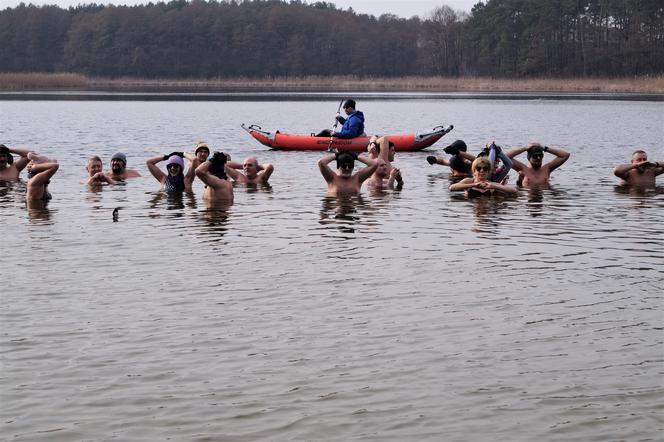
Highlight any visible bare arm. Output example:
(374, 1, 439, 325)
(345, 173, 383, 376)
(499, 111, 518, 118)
(449, 178, 477, 191)
(506, 146, 529, 172)
(224, 164, 242, 181)
(543, 146, 570, 172)
(28, 161, 59, 186)
(318, 154, 337, 183)
(356, 155, 379, 183)
(8, 146, 33, 171)
(483, 181, 518, 195)
(146, 155, 166, 183)
(195, 160, 226, 189)
(259, 163, 274, 182)
(226, 161, 243, 169)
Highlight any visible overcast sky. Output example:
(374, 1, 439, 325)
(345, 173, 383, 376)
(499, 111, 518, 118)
(0, 0, 480, 18)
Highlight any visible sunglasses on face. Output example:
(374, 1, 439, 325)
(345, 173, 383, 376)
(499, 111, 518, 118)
(167, 164, 181, 170)
(530, 154, 543, 160)
(475, 166, 490, 172)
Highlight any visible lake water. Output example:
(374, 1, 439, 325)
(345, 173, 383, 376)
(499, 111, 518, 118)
(1, 96, 663, 441)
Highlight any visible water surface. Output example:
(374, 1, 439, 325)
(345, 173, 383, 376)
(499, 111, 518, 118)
(1, 97, 663, 441)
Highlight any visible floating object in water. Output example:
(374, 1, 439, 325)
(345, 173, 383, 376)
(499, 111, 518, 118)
(112, 207, 119, 222)
(241, 123, 454, 152)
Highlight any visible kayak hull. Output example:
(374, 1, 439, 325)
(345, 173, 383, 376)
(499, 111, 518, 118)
(241, 124, 453, 152)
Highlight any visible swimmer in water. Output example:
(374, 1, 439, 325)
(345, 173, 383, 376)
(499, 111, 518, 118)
(318, 151, 378, 197)
(0, 144, 33, 181)
(26, 151, 59, 202)
(195, 151, 234, 203)
(449, 156, 517, 197)
(105, 152, 141, 181)
(183, 141, 210, 187)
(506, 143, 570, 189)
(426, 139, 473, 178)
(225, 157, 274, 185)
(613, 150, 663, 187)
(366, 136, 403, 190)
(85, 155, 118, 186)
(146, 152, 192, 192)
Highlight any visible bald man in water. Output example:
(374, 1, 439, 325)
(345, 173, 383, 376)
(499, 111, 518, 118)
(613, 150, 663, 187)
(225, 157, 274, 185)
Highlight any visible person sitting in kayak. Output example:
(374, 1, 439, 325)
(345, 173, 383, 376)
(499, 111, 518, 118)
(316, 99, 365, 138)
(318, 151, 378, 197)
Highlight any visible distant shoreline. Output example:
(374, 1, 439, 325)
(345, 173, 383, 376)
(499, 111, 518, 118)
(1, 73, 663, 94)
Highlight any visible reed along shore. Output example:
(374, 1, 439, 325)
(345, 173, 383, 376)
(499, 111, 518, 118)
(1, 72, 663, 94)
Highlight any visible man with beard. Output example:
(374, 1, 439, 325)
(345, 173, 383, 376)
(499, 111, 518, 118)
(0, 144, 32, 181)
(506, 143, 570, 188)
(613, 150, 663, 187)
(105, 152, 141, 181)
(195, 151, 234, 203)
(225, 156, 274, 185)
(318, 151, 378, 197)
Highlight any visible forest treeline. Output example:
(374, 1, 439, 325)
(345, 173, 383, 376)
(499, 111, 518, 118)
(1, 0, 663, 79)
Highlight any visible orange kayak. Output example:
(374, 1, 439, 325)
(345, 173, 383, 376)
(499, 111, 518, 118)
(241, 123, 453, 152)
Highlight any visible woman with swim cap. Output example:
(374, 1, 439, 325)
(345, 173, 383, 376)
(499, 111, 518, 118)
(146, 152, 190, 193)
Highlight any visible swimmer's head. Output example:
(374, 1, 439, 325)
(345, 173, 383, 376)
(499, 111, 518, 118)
(631, 150, 647, 163)
(195, 141, 210, 160)
(527, 145, 544, 168)
(209, 151, 228, 179)
(243, 157, 259, 178)
(86, 155, 103, 176)
(0, 144, 13, 166)
(165, 155, 185, 176)
(336, 152, 357, 175)
(472, 156, 492, 178)
(375, 159, 389, 178)
(111, 152, 127, 174)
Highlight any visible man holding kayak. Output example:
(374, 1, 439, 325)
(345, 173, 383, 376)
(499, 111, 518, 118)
(316, 99, 365, 138)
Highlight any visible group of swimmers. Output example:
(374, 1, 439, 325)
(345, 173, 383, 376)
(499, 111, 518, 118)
(0, 133, 662, 206)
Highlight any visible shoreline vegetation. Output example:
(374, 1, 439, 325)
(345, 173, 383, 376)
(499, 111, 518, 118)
(1, 72, 663, 94)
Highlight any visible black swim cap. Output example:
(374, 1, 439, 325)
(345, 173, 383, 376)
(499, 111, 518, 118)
(0, 144, 13, 165)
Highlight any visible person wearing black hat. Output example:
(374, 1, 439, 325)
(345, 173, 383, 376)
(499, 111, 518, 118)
(316, 99, 365, 139)
(613, 150, 663, 187)
(506, 142, 570, 188)
(318, 150, 378, 197)
(105, 152, 141, 181)
(195, 151, 234, 203)
(0, 144, 33, 181)
(426, 139, 473, 177)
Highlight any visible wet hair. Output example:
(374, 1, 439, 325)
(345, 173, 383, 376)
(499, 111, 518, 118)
(343, 99, 356, 110)
(632, 150, 647, 156)
(471, 156, 493, 173)
(88, 155, 102, 163)
(209, 152, 228, 179)
(0, 144, 14, 165)
(336, 151, 357, 169)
